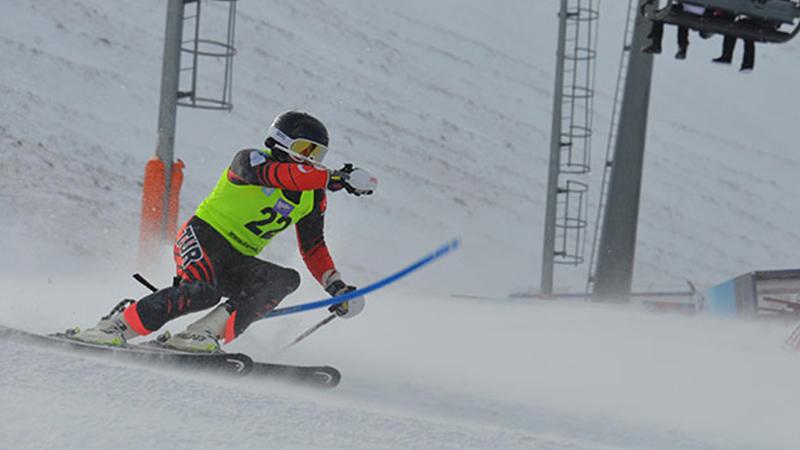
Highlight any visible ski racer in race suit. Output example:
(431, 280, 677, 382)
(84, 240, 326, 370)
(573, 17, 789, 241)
(74, 111, 375, 352)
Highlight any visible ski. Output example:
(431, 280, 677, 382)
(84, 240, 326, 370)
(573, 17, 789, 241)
(0, 324, 341, 388)
(0, 324, 252, 375)
(249, 361, 341, 388)
(137, 338, 341, 389)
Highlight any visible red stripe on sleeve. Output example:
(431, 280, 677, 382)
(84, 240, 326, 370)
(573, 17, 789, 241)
(227, 169, 246, 184)
(287, 166, 300, 191)
(256, 165, 268, 185)
(300, 241, 336, 285)
(246, 162, 330, 190)
(277, 164, 299, 190)
(281, 164, 328, 191)
(267, 164, 280, 187)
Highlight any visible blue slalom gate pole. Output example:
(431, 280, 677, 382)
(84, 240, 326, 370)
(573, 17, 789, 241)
(258, 238, 460, 321)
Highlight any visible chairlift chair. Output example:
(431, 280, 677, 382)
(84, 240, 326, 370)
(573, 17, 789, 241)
(641, 0, 800, 43)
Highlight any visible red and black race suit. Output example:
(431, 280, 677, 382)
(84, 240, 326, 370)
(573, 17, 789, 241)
(125, 149, 339, 341)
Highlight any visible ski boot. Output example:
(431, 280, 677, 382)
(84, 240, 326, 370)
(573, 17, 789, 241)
(70, 299, 139, 347)
(162, 305, 231, 353)
(641, 44, 661, 55)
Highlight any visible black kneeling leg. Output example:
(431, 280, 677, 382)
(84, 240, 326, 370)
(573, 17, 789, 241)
(133, 282, 222, 332)
(226, 264, 301, 338)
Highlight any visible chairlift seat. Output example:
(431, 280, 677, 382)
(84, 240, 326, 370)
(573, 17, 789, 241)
(688, 0, 799, 23)
(643, 0, 800, 43)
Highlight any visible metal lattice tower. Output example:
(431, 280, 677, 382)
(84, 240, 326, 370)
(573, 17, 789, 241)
(541, 0, 600, 295)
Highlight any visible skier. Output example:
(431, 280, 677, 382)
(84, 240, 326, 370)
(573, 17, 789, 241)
(73, 111, 375, 352)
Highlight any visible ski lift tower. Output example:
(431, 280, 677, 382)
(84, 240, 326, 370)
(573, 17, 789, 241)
(587, 0, 800, 303)
(591, 1, 655, 303)
(139, 0, 238, 265)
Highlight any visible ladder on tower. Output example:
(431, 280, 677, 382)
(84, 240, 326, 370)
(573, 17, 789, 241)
(178, 0, 237, 110)
(552, 0, 600, 266)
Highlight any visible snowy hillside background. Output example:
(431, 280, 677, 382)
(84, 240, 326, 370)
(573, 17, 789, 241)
(2, 0, 800, 294)
(2, 1, 800, 449)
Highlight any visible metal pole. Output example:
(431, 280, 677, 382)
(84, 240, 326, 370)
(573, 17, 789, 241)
(540, 0, 569, 296)
(155, 0, 185, 241)
(592, 7, 655, 303)
(283, 313, 338, 350)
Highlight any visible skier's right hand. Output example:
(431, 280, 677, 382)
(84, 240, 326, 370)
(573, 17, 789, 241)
(328, 164, 377, 196)
(325, 280, 365, 319)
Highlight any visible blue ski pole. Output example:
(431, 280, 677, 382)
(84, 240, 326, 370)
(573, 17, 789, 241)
(259, 238, 460, 321)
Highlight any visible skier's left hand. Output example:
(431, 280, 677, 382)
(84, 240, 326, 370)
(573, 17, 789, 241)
(325, 280, 365, 319)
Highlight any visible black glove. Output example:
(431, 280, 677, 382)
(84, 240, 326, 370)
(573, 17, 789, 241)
(325, 280, 365, 318)
(327, 164, 377, 196)
(327, 164, 355, 193)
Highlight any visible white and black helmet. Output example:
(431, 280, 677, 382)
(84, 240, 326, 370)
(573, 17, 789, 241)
(265, 111, 329, 163)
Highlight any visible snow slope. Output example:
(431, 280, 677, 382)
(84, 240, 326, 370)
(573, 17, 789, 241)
(2, 1, 799, 292)
(3, 282, 800, 450)
(3, 0, 800, 449)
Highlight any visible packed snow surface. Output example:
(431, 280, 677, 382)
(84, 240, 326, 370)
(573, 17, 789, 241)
(2, 0, 800, 449)
(3, 275, 800, 450)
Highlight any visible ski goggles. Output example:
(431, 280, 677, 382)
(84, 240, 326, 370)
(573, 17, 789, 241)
(267, 126, 328, 163)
